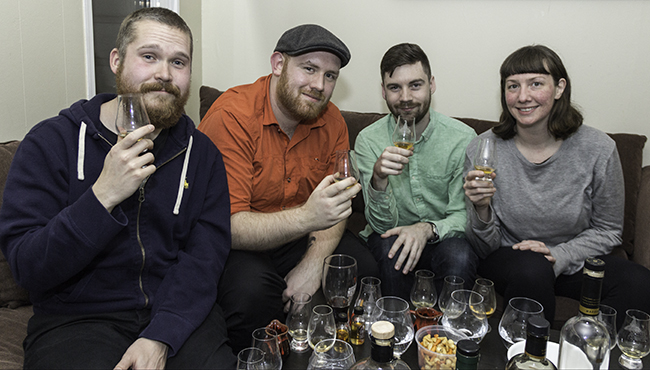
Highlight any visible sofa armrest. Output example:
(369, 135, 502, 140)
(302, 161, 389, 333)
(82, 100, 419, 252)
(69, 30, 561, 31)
(633, 165, 650, 270)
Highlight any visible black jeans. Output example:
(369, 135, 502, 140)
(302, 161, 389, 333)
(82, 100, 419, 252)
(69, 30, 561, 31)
(23, 302, 236, 369)
(478, 247, 650, 329)
(217, 230, 379, 354)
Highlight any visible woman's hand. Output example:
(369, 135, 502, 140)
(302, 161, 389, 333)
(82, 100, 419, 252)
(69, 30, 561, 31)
(464, 170, 496, 221)
(513, 240, 556, 264)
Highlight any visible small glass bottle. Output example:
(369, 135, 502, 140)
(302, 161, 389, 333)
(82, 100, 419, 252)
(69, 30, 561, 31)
(455, 339, 480, 370)
(558, 258, 611, 369)
(505, 316, 557, 370)
(350, 306, 366, 345)
(350, 321, 411, 370)
(335, 311, 350, 342)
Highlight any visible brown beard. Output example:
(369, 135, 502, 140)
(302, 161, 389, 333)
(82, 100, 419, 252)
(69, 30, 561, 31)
(388, 94, 431, 125)
(276, 67, 329, 122)
(115, 64, 190, 130)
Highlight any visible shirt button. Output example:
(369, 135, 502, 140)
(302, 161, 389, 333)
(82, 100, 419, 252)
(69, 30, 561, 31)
(287, 178, 291, 183)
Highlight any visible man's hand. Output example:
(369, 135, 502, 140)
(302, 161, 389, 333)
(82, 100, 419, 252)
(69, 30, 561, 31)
(300, 175, 360, 232)
(114, 338, 168, 370)
(372, 146, 412, 191)
(93, 125, 157, 213)
(282, 258, 322, 312)
(381, 222, 431, 274)
(463, 170, 496, 221)
(513, 240, 556, 263)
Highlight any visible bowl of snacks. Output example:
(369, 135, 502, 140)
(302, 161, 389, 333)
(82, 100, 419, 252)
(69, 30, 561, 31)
(416, 325, 469, 370)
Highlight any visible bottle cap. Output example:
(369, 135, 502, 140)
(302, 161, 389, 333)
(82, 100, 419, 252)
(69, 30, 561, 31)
(456, 339, 480, 357)
(526, 316, 550, 337)
(335, 312, 347, 323)
(371, 321, 394, 340)
(353, 306, 364, 315)
(585, 257, 605, 272)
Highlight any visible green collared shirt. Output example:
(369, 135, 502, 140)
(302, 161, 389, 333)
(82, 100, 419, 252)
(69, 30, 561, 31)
(354, 109, 476, 240)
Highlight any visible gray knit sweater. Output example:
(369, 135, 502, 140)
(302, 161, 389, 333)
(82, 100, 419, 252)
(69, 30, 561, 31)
(464, 125, 624, 276)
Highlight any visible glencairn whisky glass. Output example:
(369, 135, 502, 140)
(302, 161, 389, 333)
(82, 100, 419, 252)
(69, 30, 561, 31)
(617, 309, 650, 369)
(115, 93, 150, 138)
(473, 137, 497, 181)
(392, 116, 416, 150)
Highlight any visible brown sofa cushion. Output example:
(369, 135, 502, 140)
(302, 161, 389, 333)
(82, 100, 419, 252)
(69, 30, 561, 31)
(199, 85, 223, 121)
(0, 141, 30, 308)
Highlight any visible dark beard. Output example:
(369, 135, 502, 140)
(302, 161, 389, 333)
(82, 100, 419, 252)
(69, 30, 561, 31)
(276, 67, 329, 122)
(388, 95, 431, 125)
(115, 66, 190, 130)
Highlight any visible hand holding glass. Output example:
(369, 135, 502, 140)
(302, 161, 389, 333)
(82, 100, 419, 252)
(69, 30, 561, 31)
(392, 116, 416, 150)
(473, 137, 497, 181)
(115, 93, 151, 138)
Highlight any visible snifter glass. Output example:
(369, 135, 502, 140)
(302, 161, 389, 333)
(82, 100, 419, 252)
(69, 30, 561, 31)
(473, 137, 497, 181)
(392, 115, 416, 150)
(322, 254, 357, 311)
(333, 150, 361, 186)
(115, 93, 150, 138)
(617, 309, 650, 369)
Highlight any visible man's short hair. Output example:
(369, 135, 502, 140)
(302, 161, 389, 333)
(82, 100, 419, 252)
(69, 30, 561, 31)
(115, 7, 193, 61)
(380, 43, 431, 81)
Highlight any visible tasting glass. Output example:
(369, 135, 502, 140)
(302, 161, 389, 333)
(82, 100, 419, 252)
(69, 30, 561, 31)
(353, 276, 382, 331)
(373, 296, 414, 357)
(251, 327, 282, 370)
(411, 269, 437, 309)
(617, 309, 650, 369)
(440, 289, 488, 343)
(306, 338, 356, 370)
(286, 292, 312, 353)
(237, 347, 266, 370)
(392, 115, 416, 150)
(598, 304, 618, 350)
(307, 305, 336, 350)
(333, 150, 361, 186)
(322, 254, 357, 311)
(472, 278, 497, 332)
(498, 297, 544, 349)
(115, 93, 151, 138)
(473, 137, 497, 181)
(439, 275, 464, 314)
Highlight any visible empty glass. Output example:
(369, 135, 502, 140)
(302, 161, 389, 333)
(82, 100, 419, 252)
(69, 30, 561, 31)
(287, 292, 312, 353)
(440, 289, 488, 343)
(411, 269, 437, 309)
(617, 309, 650, 369)
(498, 297, 544, 349)
(333, 150, 361, 186)
(307, 305, 336, 350)
(237, 347, 266, 370)
(322, 254, 357, 310)
(306, 338, 356, 370)
(598, 304, 618, 350)
(439, 275, 464, 314)
(353, 276, 382, 331)
(373, 296, 414, 357)
(251, 327, 282, 370)
(115, 93, 151, 138)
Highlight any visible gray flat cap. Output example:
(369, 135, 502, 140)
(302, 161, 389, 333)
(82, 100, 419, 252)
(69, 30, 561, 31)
(274, 24, 351, 68)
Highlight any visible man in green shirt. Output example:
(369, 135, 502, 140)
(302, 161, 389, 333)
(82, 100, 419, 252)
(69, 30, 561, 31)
(355, 43, 478, 298)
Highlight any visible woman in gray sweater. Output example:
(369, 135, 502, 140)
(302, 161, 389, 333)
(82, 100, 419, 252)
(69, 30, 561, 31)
(463, 45, 650, 328)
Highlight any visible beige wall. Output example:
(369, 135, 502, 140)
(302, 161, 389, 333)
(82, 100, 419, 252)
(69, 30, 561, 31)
(201, 0, 650, 165)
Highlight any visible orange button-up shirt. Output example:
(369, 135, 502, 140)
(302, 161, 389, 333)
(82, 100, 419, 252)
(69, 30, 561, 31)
(198, 75, 350, 215)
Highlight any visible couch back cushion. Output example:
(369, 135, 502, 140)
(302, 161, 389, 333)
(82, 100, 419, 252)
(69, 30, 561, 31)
(0, 141, 30, 308)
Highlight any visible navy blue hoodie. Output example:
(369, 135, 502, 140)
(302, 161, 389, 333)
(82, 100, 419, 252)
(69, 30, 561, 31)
(0, 94, 231, 355)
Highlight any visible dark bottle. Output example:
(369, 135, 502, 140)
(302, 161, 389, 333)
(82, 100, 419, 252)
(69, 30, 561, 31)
(335, 311, 350, 342)
(350, 306, 366, 345)
(456, 339, 480, 370)
(505, 316, 557, 370)
(350, 321, 411, 370)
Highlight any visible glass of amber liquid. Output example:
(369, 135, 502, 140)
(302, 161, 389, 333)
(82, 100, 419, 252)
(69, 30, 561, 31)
(392, 115, 415, 150)
(473, 137, 497, 181)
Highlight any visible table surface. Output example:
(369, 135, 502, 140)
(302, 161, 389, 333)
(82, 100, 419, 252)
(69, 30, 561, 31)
(281, 315, 647, 369)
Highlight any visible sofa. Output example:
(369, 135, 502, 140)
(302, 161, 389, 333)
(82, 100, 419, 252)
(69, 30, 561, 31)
(0, 86, 647, 367)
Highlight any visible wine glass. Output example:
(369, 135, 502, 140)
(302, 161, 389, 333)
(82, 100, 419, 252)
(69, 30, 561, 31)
(498, 297, 544, 349)
(439, 275, 464, 314)
(333, 150, 361, 187)
(115, 93, 151, 138)
(307, 305, 336, 350)
(617, 309, 650, 369)
(440, 289, 488, 343)
(392, 115, 416, 150)
(598, 304, 618, 350)
(473, 137, 497, 181)
(411, 269, 437, 308)
(373, 296, 414, 358)
(286, 292, 312, 353)
(307, 338, 356, 370)
(237, 347, 266, 370)
(251, 327, 282, 370)
(353, 276, 382, 331)
(472, 278, 496, 332)
(322, 254, 357, 312)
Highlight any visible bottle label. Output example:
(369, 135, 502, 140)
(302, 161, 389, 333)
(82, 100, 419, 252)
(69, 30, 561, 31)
(578, 265, 604, 316)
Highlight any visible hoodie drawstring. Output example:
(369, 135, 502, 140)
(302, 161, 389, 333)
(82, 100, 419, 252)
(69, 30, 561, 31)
(77, 122, 87, 181)
(173, 135, 193, 215)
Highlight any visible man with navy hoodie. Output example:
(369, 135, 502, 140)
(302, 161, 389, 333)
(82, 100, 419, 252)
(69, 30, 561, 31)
(0, 8, 235, 369)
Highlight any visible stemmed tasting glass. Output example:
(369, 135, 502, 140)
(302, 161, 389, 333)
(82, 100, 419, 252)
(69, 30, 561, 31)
(373, 296, 414, 358)
(353, 276, 382, 331)
(307, 305, 336, 350)
(498, 297, 544, 349)
(115, 93, 151, 139)
(392, 116, 416, 150)
(440, 289, 488, 343)
(322, 254, 357, 312)
(411, 270, 437, 309)
(598, 304, 618, 350)
(472, 278, 497, 332)
(306, 338, 356, 370)
(439, 275, 464, 314)
(251, 327, 282, 370)
(237, 347, 266, 370)
(333, 150, 361, 187)
(617, 309, 650, 369)
(286, 292, 312, 353)
(473, 137, 497, 181)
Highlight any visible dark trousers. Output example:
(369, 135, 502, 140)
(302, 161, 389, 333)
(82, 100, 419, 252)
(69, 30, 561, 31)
(23, 302, 236, 369)
(478, 247, 650, 329)
(217, 230, 379, 353)
(367, 233, 479, 300)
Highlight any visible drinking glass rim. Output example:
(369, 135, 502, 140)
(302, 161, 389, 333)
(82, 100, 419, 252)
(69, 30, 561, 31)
(625, 308, 650, 321)
(376, 296, 409, 313)
(415, 269, 435, 279)
(237, 347, 265, 363)
(252, 326, 278, 340)
(474, 278, 494, 287)
(450, 289, 484, 306)
(291, 292, 312, 303)
(443, 275, 465, 284)
(312, 304, 333, 315)
(324, 254, 357, 268)
(360, 276, 381, 286)
(508, 297, 544, 314)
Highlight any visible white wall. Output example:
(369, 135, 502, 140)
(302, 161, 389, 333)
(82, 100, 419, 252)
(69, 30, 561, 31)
(201, 0, 650, 165)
